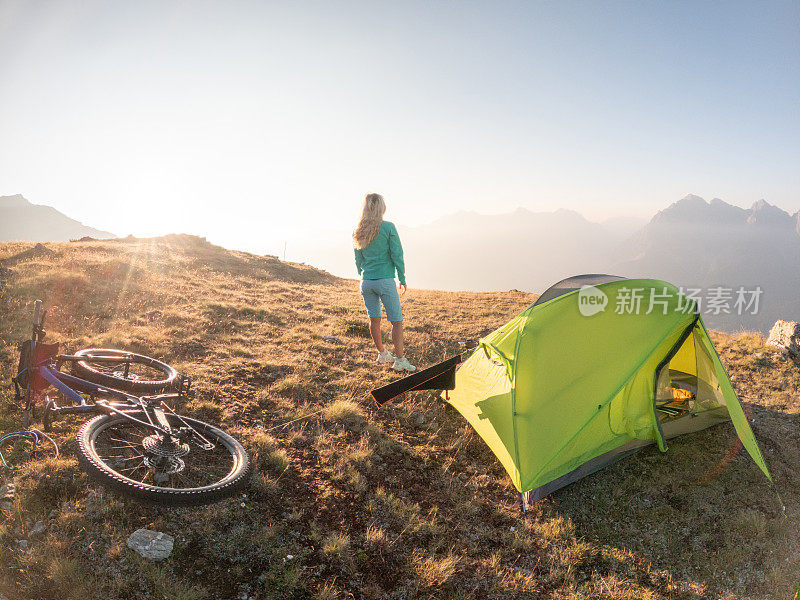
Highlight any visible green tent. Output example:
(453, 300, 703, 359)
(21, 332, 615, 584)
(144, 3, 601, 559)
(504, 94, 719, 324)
(446, 274, 771, 505)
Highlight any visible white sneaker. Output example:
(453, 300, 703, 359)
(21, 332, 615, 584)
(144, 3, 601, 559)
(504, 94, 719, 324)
(376, 350, 395, 364)
(393, 356, 417, 372)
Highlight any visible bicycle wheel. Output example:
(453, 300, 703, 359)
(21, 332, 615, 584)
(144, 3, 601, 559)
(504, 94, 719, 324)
(76, 411, 250, 506)
(71, 349, 179, 393)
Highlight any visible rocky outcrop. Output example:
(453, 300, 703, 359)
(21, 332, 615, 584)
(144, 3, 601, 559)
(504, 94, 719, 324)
(1, 242, 55, 267)
(766, 320, 800, 359)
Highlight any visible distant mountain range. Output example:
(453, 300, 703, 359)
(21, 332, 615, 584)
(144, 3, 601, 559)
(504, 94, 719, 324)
(615, 195, 800, 331)
(0, 194, 114, 241)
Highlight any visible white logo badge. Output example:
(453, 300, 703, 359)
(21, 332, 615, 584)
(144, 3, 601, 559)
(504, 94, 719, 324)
(578, 285, 608, 316)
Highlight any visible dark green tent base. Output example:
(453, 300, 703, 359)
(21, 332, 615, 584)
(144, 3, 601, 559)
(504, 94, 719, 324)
(523, 440, 650, 508)
(522, 406, 731, 508)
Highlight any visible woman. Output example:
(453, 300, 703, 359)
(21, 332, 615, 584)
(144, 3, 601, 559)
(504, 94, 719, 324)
(353, 193, 416, 372)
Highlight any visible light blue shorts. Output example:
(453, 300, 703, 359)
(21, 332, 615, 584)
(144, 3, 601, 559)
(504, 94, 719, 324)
(361, 278, 403, 322)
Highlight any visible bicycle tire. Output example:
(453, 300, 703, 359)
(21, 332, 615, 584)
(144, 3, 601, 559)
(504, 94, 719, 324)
(71, 348, 179, 393)
(76, 412, 250, 506)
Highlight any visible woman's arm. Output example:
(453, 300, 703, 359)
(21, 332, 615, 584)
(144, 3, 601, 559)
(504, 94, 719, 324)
(387, 223, 406, 286)
(354, 248, 364, 275)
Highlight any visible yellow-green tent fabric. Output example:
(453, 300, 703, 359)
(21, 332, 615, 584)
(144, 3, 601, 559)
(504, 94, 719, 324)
(446, 275, 770, 502)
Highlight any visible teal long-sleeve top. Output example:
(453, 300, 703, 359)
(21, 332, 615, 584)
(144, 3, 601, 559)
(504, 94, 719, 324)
(353, 221, 406, 285)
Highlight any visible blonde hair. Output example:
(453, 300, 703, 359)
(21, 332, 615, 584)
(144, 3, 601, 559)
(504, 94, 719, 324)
(353, 193, 386, 249)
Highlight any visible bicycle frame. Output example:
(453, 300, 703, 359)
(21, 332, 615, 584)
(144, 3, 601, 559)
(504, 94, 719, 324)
(7, 301, 251, 506)
(18, 318, 211, 447)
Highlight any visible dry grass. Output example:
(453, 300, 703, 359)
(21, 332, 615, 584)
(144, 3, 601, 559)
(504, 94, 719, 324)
(0, 235, 798, 599)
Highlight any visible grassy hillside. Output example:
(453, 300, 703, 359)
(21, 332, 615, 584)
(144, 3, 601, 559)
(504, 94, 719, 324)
(0, 235, 798, 600)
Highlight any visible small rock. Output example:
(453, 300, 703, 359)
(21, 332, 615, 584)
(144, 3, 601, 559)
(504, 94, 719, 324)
(30, 520, 46, 536)
(766, 320, 800, 359)
(409, 411, 426, 426)
(0, 482, 15, 511)
(323, 335, 344, 344)
(126, 529, 174, 561)
(14, 539, 28, 551)
(754, 352, 764, 359)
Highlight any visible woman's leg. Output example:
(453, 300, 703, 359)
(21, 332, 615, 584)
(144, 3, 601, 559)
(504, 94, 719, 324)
(379, 279, 406, 358)
(361, 280, 384, 352)
(391, 321, 404, 357)
(370, 317, 384, 352)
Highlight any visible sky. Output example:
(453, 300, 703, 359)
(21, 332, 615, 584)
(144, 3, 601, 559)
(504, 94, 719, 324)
(1, 0, 798, 258)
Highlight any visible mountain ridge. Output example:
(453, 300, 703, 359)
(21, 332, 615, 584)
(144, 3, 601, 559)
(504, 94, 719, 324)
(0, 194, 115, 242)
(611, 195, 799, 332)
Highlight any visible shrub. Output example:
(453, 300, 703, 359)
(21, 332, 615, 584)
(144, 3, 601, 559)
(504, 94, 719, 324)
(321, 532, 351, 557)
(323, 400, 366, 431)
(334, 318, 371, 339)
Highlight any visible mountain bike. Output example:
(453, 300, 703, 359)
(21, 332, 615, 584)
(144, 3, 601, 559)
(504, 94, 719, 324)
(10, 300, 250, 506)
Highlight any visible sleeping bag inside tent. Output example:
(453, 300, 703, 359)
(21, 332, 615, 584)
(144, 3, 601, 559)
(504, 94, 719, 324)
(445, 274, 771, 504)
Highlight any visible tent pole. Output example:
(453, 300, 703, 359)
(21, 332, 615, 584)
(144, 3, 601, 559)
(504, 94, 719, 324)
(519, 492, 527, 517)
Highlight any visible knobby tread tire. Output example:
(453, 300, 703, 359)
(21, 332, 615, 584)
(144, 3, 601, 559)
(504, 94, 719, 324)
(76, 412, 250, 506)
(71, 348, 180, 394)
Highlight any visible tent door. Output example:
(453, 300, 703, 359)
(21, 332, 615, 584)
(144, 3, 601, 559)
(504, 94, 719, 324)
(651, 317, 699, 449)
